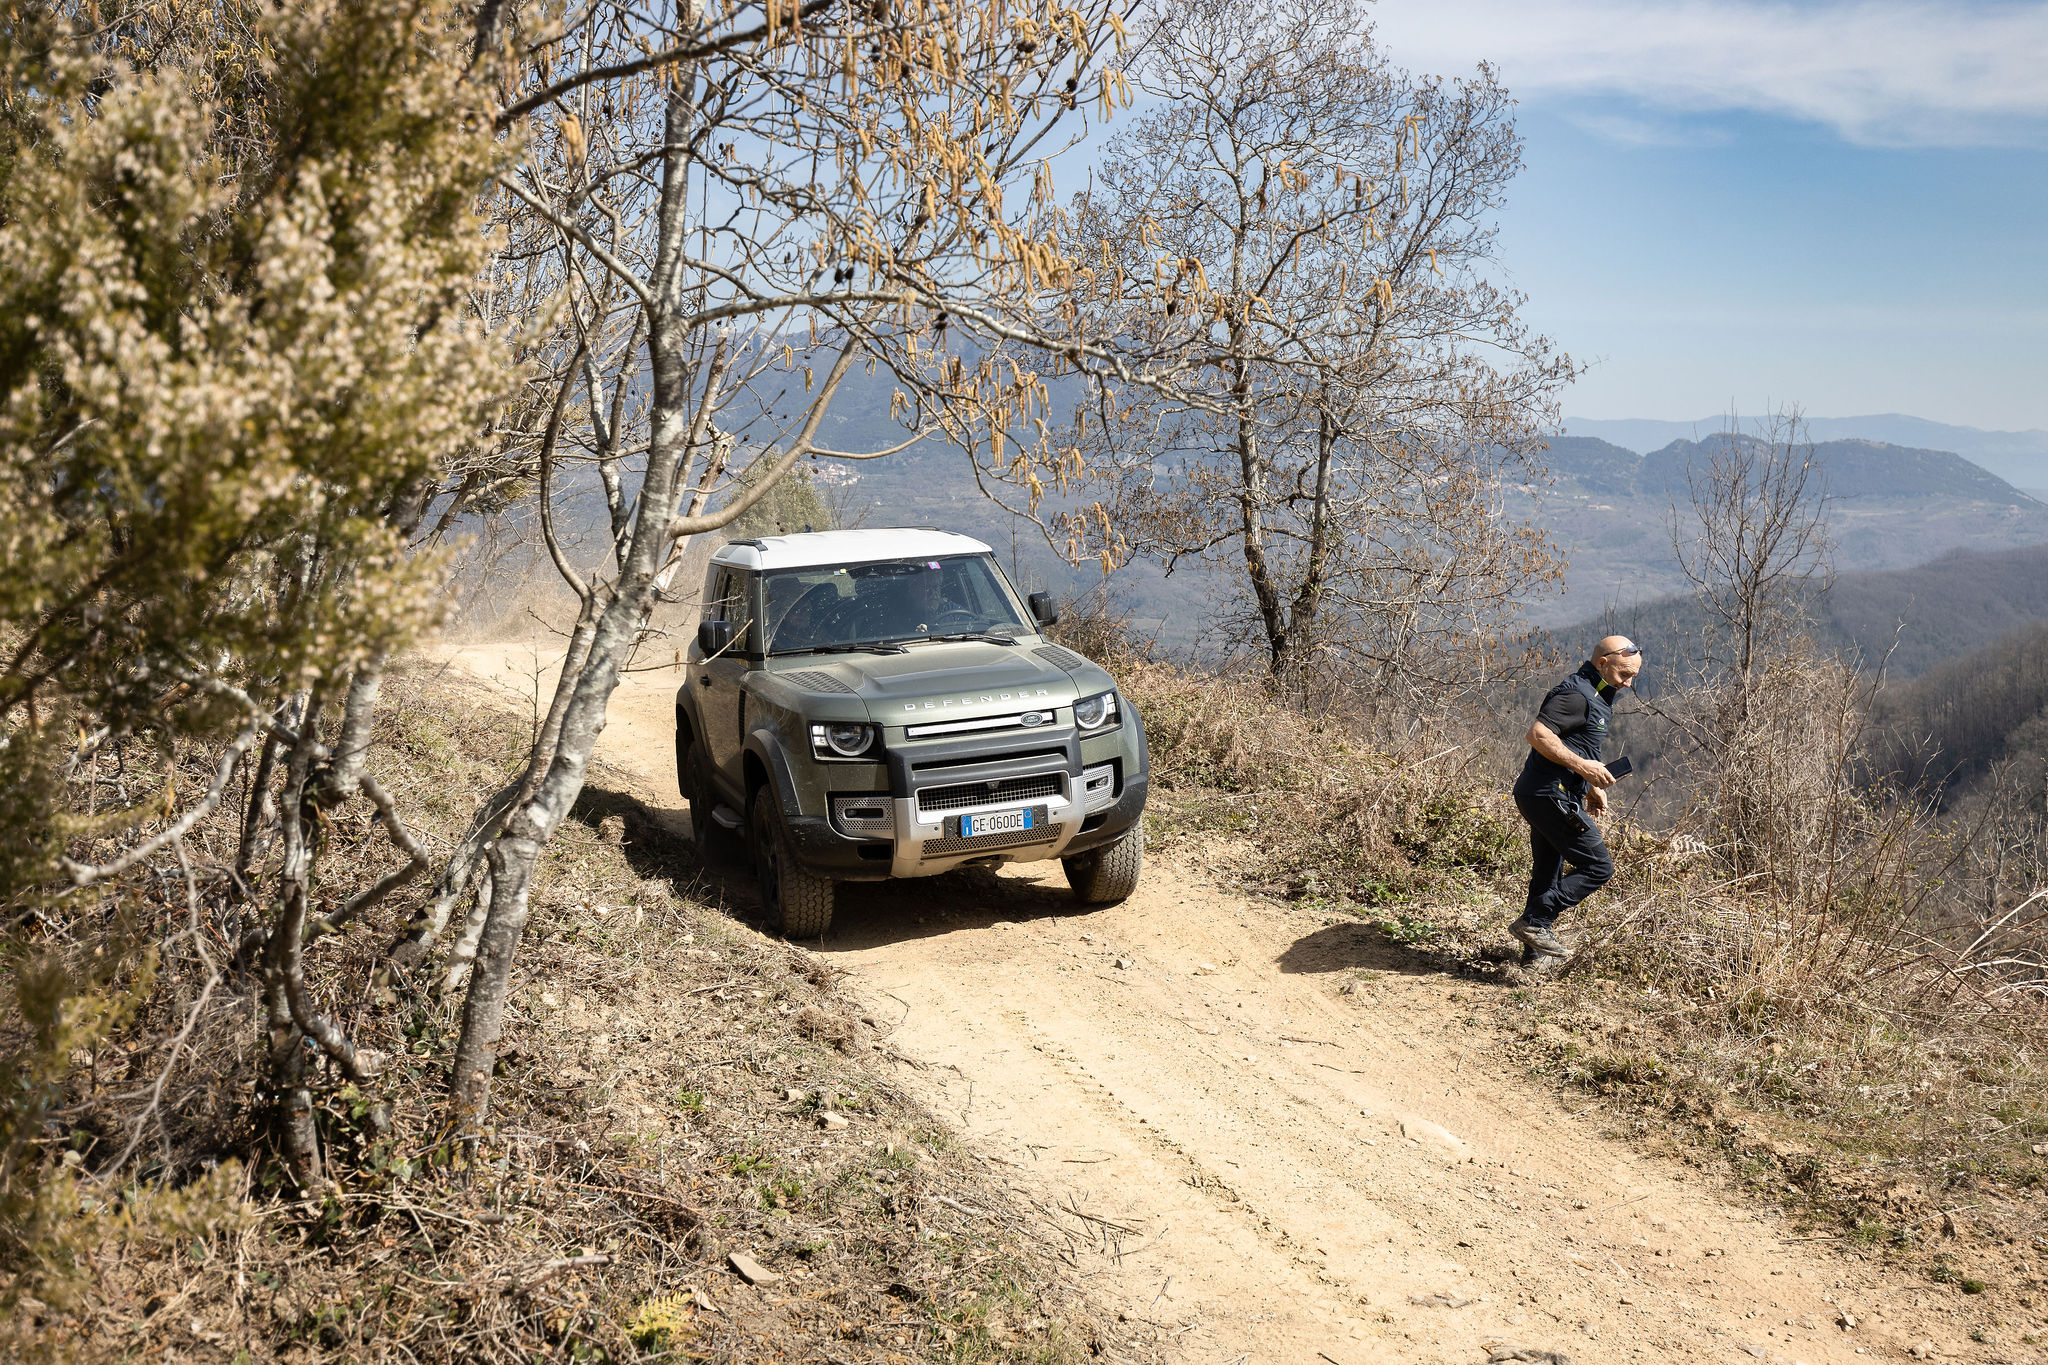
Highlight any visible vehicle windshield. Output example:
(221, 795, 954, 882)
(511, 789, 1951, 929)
(761, 554, 1029, 655)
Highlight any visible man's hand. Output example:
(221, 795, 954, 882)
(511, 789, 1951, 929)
(1578, 760, 1617, 789)
(1585, 785, 1609, 816)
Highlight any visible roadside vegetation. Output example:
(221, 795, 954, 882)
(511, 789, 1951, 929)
(5, 666, 1134, 1361)
(1061, 417, 2048, 1309)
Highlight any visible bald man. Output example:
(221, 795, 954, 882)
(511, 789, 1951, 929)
(1509, 636, 1643, 966)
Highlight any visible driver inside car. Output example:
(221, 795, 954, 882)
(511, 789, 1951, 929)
(859, 562, 970, 638)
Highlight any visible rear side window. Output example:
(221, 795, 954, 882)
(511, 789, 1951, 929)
(703, 567, 757, 653)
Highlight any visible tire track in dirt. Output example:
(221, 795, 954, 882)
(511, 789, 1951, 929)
(442, 640, 1995, 1365)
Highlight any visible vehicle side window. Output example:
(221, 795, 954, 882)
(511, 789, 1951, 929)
(703, 567, 732, 624)
(703, 567, 757, 654)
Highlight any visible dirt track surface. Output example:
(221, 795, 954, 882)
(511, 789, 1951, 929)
(442, 642, 2000, 1365)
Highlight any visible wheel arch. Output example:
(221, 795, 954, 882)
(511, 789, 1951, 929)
(743, 728, 804, 817)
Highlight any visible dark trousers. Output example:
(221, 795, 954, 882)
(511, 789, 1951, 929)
(1514, 785, 1614, 928)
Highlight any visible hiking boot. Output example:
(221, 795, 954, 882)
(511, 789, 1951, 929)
(1507, 915, 1570, 962)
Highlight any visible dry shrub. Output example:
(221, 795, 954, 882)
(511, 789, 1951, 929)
(2, 669, 1137, 1363)
(1536, 647, 2048, 1221)
(1118, 656, 1523, 902)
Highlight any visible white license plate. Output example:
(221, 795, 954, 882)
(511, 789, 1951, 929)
(961, 808, 1033, 838)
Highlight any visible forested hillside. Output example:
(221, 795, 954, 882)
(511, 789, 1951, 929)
(1867, 621, 2048, 809)
(1553, 541, 2048, 682)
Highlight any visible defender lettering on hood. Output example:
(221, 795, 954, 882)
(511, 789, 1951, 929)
(904, 689, 1054, 711)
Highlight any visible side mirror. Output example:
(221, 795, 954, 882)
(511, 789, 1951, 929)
(697, 619, 735, 657)
(1028, 591, 1059, 627)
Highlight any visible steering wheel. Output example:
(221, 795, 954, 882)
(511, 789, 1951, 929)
(929, 608, 981, 632)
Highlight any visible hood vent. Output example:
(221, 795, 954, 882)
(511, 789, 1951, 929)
(1035, 645, 1085, 671)
(783, 669, 856, 694)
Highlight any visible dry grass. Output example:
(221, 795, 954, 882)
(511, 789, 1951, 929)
(3, 667, 1148, 1364)
(1120, 660, 1525, 908)
(1081, 600, 2048, 1297)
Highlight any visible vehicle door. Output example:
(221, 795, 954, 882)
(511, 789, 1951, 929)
(695, 565, 753, 797)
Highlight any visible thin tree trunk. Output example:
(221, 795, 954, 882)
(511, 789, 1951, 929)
(1279, 396, 1339, 681)
(380, 607, 599, 976)
(1230, 350, 1287, 677)
(449, 67, 701, 1139)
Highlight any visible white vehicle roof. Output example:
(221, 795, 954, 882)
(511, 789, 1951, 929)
(710, 527, 994, 571)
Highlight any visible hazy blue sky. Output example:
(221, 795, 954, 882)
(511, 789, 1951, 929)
(1368, 0, 2048, 430)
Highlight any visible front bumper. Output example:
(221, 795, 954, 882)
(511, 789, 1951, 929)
(784, 706, 1149, 880)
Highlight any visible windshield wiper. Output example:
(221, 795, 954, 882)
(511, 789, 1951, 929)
(923, 631, 1020, 646)
(778, 642, 907, 656)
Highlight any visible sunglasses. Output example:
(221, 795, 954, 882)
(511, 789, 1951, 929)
(1599, 646, 1642, 659)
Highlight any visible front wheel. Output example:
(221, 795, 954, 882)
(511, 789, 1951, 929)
(1062, 817, 1144, 905)
(750, 791, 836, 938)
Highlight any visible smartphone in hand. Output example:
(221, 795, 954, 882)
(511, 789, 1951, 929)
(1607, 755, 1634, 779)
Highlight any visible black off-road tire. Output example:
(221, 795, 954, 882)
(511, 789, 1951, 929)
(1062, 817, 1144, 905)
(679, 734, 732, 859)
(750, 791, 836, 938)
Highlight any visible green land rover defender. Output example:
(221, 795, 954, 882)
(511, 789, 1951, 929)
(674, 528, 1150, 937)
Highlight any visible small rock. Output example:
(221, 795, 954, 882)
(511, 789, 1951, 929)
(1397, 1117, 1466, 1153)
(1408, 1292, 1474, 1308)
(1908, 1342, 1936, 1360)
(1115, 957, 1134, 970)
(1194, 963, 1218, 975)
(818, 1111, 850, 1131)
(2033, 1143, 2048, 1156)
(728, 1252, 779, 1285)
(1488, 1346, 1572, 1364)
(1837, 1310, 1857, 1330)
(784, 1088, 806, 1103)
(1741, 1346, 1766, 1359)
(1341, 981, 1364, 995)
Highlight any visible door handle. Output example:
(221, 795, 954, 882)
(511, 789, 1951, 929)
(698, 675, 713, 687)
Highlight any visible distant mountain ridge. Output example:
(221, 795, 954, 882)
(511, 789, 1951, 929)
(1562, 413, 2048, 491)
(1543, 434, 2043, 508)
(1525, 432, 2048, 625)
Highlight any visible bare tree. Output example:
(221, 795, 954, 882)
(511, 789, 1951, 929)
(1669, 405, 1834, 705)
(993, 0, 1570, 691)
(438, 0, 1150, 1137)
(1647, 407, 1853, 890)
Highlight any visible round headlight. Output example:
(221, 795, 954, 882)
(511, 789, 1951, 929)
(825, 723, 874, 757)
(1074, 693, 1109, 729)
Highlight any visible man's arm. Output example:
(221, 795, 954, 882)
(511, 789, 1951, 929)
(1525, 720, 1616, 790)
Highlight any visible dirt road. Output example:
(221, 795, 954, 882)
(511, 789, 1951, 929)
(443, 642, 1994, 1364)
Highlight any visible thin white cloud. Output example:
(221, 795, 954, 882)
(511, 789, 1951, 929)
(1371, 0, 2048, 145)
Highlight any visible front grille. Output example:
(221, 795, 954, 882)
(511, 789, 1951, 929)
(917, 773, 1061, 814)
(905, 709, 1054, 739)
(922, 826, 1057, 857)
(783, 669, 856, 694)
(911, 747, 1067, 773)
